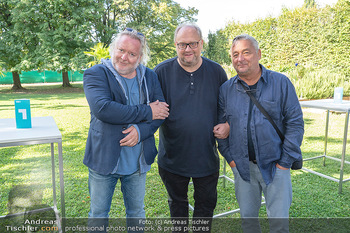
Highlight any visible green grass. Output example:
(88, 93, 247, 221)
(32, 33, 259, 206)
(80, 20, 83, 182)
(0, 83, 349, 223)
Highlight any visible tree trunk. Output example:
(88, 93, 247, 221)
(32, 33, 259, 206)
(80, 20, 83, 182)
(62, 71, 72, 87)
(11, 71, 25, 90)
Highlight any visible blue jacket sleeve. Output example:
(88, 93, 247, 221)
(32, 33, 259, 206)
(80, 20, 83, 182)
(217, 84, 234, 165)
(83, 66, 153, 125)
(136, 69, 165, 142)
(278, 80, 304, 168)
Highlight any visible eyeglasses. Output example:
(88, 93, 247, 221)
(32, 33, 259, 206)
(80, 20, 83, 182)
(176, 41, 200, 50)
(124, 28, 145, 37)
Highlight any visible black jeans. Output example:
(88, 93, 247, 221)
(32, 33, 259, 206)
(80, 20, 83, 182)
(158, 165, 219, 232)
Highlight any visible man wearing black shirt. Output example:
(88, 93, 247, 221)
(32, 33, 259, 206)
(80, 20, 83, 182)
(154, 22, 228, 231)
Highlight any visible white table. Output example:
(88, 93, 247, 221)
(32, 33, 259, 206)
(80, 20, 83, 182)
(0, 116, 65, 231)
(300, 99, 350, 193)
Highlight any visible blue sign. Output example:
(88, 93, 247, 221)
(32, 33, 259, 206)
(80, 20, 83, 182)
(15, 99, 32, 128)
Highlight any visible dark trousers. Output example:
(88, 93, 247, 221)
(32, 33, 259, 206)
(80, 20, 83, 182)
(158, 165, 219, 232)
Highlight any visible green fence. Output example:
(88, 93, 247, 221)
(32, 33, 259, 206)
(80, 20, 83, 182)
(0, 70, 84, 84)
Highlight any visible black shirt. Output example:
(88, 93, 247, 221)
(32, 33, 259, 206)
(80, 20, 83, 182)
(154, 57, 228, 177)
(247, 82, 258, 162)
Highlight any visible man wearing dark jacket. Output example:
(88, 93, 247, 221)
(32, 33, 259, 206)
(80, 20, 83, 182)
(83, 28, 169, 232)
(218, 34, 304, 233)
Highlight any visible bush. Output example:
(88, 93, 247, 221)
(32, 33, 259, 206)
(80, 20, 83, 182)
(287, 67, 349, 99)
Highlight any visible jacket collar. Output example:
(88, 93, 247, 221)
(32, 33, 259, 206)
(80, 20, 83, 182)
(233, 64, 268, 85)
(100, 58, 150, 105)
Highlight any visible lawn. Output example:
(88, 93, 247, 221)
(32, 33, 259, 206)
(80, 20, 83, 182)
(0, 83, 349, 232)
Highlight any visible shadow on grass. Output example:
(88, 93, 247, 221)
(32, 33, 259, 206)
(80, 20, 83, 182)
(0, 145, 55, 216)
(0, 84, 85, 101)
(305, 135, 347, 144)
(0, 84, 84, 94)
(30, 103, 87, 110)
(303, 118, 315, 125)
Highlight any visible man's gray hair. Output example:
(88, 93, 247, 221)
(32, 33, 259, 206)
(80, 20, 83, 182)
(231, 34, 260, 52)
(109, 29, 150, 66)
(173, 22, 203, 43)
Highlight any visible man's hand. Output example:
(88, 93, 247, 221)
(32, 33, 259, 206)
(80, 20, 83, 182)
(276, 163, 289, 170)
(150, 100, 169, 120)
(120, 126, 139, 147)
(229, 160, 236, 168)
(213, 122, 230, 139)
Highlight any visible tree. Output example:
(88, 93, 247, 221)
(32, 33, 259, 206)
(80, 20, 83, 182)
(90, 0, 123, 46)
(304, 0, 316, 8)
(0, 61, 5, 77)
(83, 0, 197, 68)
(1, 0, 198, 88)
(328, 0, 350, 76)
(12, 0, 96, 87)
(0, 0, 25, 90)
(100, 0, 198, 68)
(205, 29, 231, 65)
(126, 0, 198, 67)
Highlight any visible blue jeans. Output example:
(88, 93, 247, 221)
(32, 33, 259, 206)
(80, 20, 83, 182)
(232, 162, 292, 233)
(88, 168, 147, 233)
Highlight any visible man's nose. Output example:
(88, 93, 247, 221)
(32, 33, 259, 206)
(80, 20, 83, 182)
(237, 54, 245, 61)
(185, 44, 192, 51)
(121, 53, 128, 60)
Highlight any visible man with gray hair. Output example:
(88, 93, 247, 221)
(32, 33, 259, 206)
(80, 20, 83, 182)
(218, 34, 304, 233)
(83, 28, 169, 232)
(154, 22, 228, 231)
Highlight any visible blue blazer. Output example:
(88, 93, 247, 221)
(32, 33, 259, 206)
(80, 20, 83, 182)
(83, 60, 165, 175)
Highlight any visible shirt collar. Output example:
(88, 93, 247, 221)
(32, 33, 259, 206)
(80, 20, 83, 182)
(233, 64, 268, 84)
(259, 64, 268, 84)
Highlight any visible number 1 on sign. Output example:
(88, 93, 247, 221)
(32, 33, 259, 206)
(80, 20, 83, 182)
(18, 109, 27, 119)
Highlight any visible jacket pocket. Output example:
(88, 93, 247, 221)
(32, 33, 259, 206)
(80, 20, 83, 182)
(259, 99, 281, 122)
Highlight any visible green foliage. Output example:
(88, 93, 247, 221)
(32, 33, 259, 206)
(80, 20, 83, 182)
(90, 0, 122, 46)
(0, 0, 198, 78)
(329, 0, 350, 76)
(11, 0, 96, 72)
(216, 16, 279, 69)
(288, 66, 350, 99)
(0, 61, 4, 77)
(81, 0, 198, 69)
(222, 64, 236, 79)
(209, 0, 350, 99)
(84, 43, 110, 68)
(0, 0, 23, 72)
(304, 0, 316, 8)
(205, 29, 231, 65)
(0, 0, 100, 87)
(112, 0, 198, 68)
